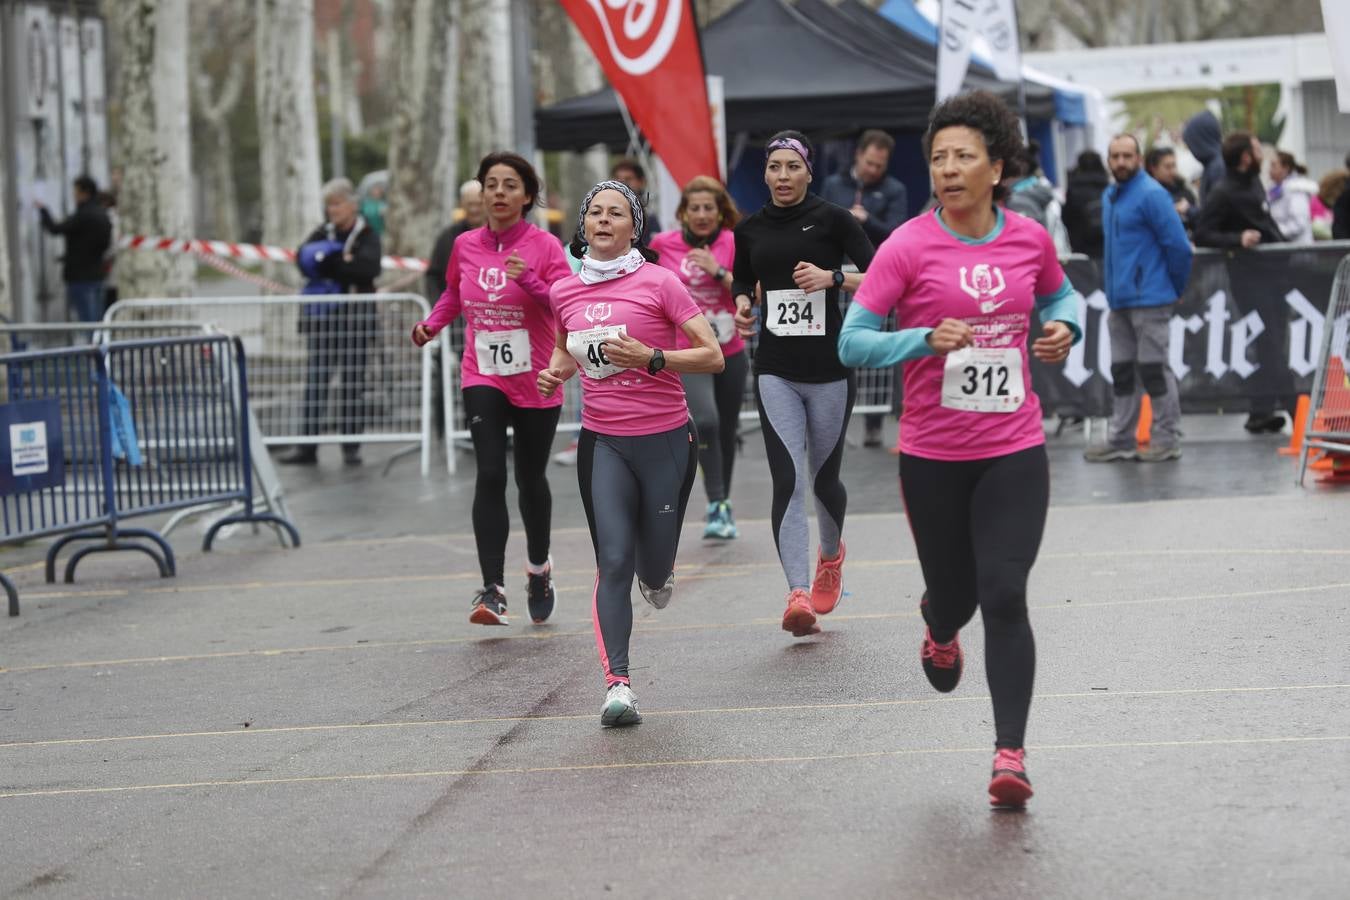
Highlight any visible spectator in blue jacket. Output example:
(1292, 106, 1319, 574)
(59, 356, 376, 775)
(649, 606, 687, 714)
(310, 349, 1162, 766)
(1085, 134, 1193, 463)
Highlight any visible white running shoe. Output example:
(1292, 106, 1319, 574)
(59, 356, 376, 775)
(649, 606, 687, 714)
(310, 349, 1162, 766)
(553, 439, 579, 466)
(637, 573, 675, 610)
(601, 683, 642, 726)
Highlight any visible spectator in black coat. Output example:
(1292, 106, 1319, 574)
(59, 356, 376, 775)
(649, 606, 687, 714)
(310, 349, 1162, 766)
(1145, 146, 1198, 233)
(281, 178, 384, 467)
(36, 175, 113, 322)
(1333, 151, 1350, 240)
(1062, 150, 1109, 257)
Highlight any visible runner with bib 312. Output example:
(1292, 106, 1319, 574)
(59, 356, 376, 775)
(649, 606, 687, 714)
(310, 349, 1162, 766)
(413, 152, 572, 628)
(838, 91, 1082, 810)
(731, 130, 874, 639)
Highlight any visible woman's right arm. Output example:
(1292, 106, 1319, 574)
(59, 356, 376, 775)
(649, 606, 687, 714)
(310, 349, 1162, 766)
(413, 241, 463, 345)
(537, 327, 578, 398)
(731, 227, 758, 335)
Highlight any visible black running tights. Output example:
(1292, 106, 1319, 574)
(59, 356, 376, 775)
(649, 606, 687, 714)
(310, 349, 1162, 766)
(463, 386, 561, 588)
(899, 445, 1049, 749)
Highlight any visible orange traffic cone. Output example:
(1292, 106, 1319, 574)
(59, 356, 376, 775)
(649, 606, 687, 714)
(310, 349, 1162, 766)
(1278, 394, 1311, 457)
(1135, 394, 1153, 447)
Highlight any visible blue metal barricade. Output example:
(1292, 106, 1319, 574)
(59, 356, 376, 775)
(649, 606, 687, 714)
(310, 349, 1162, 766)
(0, 335, 300, 616)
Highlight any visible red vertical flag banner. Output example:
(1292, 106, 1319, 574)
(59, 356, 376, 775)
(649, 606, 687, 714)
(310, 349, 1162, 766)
(559, 0, 720, 187)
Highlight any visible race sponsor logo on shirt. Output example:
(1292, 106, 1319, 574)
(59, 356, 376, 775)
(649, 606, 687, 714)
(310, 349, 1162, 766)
(478, 266, 508, 301)
(584, 302, 614, 324)
(959, 263, 1012, 315)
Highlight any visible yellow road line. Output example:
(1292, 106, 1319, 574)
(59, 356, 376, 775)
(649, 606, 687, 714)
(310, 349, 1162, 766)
(1, 683, 1343, 751)
(4, 578, 1347, 675)
(2, 733, 1345, 800)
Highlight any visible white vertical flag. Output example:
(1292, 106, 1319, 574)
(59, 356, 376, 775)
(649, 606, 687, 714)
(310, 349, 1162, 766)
(1324, 0, 1350, 113)
(938, 0, 1022, 102)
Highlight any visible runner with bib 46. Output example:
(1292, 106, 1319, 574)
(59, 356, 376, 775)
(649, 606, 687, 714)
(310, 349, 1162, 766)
(838, 92, 1082, 809)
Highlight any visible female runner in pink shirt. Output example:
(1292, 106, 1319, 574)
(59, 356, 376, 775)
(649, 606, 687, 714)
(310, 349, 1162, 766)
(413, 152, 573, 627)
(649, 176, 746, 541)
(538, 181, 724, 726)
(839, 92, 1082, 809)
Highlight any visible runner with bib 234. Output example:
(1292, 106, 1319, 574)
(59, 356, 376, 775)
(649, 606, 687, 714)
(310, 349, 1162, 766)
(838, 91, 1082, 809)
(731, 130, 875, 640)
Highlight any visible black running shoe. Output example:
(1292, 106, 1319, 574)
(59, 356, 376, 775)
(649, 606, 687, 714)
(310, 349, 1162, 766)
(526, 563, 555, 624)
(469, 586, 508, 626)
(920, 593, 962, 693)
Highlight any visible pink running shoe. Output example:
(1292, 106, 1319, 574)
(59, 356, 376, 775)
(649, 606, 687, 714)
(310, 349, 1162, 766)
(920, 627, 963, 693)
(781, 589, 820, 637)
(810, 540, 846, 614)
(988, 748, 1034, 808)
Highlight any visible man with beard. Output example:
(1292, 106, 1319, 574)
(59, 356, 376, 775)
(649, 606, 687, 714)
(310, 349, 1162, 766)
(1085, 135, 1193, 463)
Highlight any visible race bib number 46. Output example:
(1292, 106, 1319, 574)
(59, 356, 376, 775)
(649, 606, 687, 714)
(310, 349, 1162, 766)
(941, 347, 1025, 413)
(567, 324, 628, 380)
(765, 289, 825, 337)
(474, 328, 531, 376)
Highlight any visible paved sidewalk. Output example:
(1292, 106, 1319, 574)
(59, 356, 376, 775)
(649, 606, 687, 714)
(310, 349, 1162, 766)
(1, 417, 1346, 898)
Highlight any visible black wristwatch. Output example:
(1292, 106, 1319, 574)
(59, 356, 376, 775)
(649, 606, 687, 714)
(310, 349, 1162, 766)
(715, 266, 728, 281)
(832, 269, 846, 289)
(647, 347, 666, 376)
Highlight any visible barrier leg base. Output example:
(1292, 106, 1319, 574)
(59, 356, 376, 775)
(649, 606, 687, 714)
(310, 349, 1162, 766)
(203, 513, 301, 551)
(1, 572, 18, 617)
(47, 527, 177, 585)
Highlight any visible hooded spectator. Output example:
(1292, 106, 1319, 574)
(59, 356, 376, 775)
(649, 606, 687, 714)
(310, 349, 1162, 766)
(1182, 110, 1225, 205)
(1061, 150, 1109, 257)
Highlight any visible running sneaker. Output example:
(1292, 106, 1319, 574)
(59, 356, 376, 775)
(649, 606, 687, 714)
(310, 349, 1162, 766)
(526, 560, 555, 624)
(921, 626, 963, 693)
(702, 500, 739, 540)
(600, 682, 642, 727)
(638, 573, 674, 610)
(810, 540, 846, 614)
(468, 585, 508, 626)
(1137, 444, 1182, 462)
(781, 588, 820, 637)
(1083, 444, 1136, 462)
(988, 748, 1034, 808)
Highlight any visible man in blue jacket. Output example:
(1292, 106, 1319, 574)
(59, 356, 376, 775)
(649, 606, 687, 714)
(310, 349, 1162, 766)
(1086, 134, 1194, 463)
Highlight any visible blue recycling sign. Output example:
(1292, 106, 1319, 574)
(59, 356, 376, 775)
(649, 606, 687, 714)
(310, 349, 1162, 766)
(0, 398, 65, 495)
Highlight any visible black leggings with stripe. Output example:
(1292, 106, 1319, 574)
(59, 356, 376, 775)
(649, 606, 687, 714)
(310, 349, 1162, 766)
(578, 421, 698, 686)
(899, 445, 1049, 749)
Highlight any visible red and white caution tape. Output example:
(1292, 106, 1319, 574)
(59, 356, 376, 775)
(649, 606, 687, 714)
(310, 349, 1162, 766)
(118, 235, 429, 272)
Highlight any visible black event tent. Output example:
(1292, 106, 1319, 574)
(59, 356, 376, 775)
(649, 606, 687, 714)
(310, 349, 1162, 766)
(534, 0, 1054, 151)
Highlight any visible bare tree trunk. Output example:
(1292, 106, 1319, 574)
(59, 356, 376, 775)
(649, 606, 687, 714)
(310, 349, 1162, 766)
(461, 0, 514, 167)
(191, 7, 249, 242)
(437, 3, 463, 216)
(0, 124, 11, 320)
(109, 0, 195, 299)
(255, 0, 323, 255)
(384, 0, 457, 259)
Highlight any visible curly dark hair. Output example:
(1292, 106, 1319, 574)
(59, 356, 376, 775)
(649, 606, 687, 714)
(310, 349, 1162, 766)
(476, 151, 541, 214)
(922, 91, 1025, 202)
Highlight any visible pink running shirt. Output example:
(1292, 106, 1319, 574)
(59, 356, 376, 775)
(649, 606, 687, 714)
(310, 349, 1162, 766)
(648, 229, 745, 356)
(852, 209, 1068, 461)
(550, 262, 703, 436)
(419, 219, 572, 409)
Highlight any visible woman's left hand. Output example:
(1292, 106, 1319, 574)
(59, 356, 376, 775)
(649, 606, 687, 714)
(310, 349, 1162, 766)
(603, 332, 654, 369)
(792, 261, 833, 293)
(1032, 321, 1074, 364)
(686, 247, 720, 277)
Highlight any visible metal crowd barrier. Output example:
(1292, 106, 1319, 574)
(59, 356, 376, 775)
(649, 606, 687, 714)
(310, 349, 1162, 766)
(1298, 255, 1350, 485)
(106, 294, 450, 475)
(0, 334, 300, 616)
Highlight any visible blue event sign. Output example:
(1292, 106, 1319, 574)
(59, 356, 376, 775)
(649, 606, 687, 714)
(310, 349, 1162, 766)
(0, 398, 65, 495)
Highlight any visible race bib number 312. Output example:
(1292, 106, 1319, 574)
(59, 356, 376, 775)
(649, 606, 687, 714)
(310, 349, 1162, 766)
(765, 289, 825, 337)
(941, 347, 1025, 413)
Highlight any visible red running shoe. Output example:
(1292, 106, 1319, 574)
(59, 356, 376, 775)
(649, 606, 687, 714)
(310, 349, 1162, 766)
(781, 589, 820, 637)
(920, 627, 963, 693)
(988, 748, 1034, 808)
(810, 540, 846, 614)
